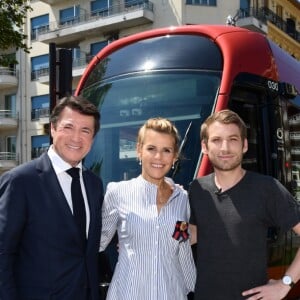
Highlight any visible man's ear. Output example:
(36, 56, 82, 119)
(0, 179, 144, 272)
(201, 140, 208, 154)
(50, 122, 55, 136)
(242, 138, 248, 153)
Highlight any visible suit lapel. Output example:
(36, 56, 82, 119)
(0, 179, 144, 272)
(83, 170, 99, 252)
(84, 172, 94, 244)
(36, 153, 86, 251)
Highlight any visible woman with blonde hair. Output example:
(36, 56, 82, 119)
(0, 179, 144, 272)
(100, 117, 196, 300)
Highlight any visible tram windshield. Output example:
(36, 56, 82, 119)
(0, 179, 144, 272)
(81, 70, 221, 189)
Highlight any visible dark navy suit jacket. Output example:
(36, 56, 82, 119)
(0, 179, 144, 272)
(0, 153, 104, 300)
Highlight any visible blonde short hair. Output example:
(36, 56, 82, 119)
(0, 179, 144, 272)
(137, 117, 180, 154)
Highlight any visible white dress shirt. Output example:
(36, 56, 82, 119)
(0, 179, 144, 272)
(47, 146, 90, 236)
(100, 175, 196, 300)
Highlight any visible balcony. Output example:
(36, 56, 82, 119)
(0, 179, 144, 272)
(72, 55, 92, 78)
(34, 53, 94, 83)
(32, 146, 49, 160)
(0, 68, 18, 89)
(32, 66, 54, 83)
(32, 107, 50, 124)
(0, 110, 18, 129)
(0, 152, 18, 172)
(236, 6, 300, 43)
(37, 1, 154, 46)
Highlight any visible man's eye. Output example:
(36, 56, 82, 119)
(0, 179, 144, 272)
(164, 149, 172, 153)
(82, 129, 92, 135)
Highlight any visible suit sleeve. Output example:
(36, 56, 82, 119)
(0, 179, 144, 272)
(0, 171, 26, 300)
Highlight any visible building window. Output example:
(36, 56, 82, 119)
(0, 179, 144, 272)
(90, 41, 108, 55)
(4, 94, 16, 118)
(31, 14, 49, 40)
(72, 47, 84, 68)
(31, 135, 50, 159)
(86, 41, 108, 63)
(276, 5, 283, 18)
(125, 0, 148, 8)
(91, 0, 109, 16)
(186, 0, 216, 5)
(6, 136, 16, 155)
(240, 0, 250, 17)
(31, 54, 49, 80)
(59, 6, 80, 26)
(286, 17, 296, 37)
(31, 94, 50, 120)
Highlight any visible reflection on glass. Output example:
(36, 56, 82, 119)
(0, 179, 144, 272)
(82, 71, 220, 189)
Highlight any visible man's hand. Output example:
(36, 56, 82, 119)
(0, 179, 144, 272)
(242, 279, 291, 300)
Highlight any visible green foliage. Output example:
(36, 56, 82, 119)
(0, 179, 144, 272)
(0, 0, 32, 66)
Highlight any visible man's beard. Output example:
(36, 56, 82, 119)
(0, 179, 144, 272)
(209, 154, 243, 172)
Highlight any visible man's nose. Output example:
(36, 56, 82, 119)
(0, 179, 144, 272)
(220, 140, 229, 150)
(71, 129, 82, 141)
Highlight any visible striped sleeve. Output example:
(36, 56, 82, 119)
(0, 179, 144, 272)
(100, 182, 119, 251)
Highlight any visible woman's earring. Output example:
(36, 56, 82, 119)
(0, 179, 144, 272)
(172, 162, 175, 169)
(139, 159, 142, 166)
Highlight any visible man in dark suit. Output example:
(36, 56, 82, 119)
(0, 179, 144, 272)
(0, 96, 104, 300)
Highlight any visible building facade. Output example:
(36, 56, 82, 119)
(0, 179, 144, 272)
(0, 0, 299, 174)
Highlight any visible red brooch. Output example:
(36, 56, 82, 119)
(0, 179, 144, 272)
(172, 221, 189, 242)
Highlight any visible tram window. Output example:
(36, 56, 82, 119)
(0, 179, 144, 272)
(96, 74, 218, 122)
(85, 118, 204, 189)
(82, 71, 220, 188)
(287, 98, 300, 202)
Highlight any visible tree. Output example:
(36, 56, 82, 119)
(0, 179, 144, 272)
(0, 0, 32, 66)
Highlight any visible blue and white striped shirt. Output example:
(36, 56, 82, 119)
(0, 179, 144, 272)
(100, 175, 196, 300)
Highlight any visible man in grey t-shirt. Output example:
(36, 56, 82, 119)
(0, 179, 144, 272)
(189, 109, 300, 300)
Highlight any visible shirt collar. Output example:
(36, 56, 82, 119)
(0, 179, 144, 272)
(47, 145, 82, 175)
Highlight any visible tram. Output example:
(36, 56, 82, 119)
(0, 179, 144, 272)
(75, 25, 300, 299)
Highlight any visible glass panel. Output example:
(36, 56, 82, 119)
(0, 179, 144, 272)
(31, 135, 50, 159)
(125, 0, 147, 7)
(90, 41, 108, 56)
(83, 34, 222, 89)
(59, 6, 80, 25)
(6, 136, 16, 153)
(31, 55, 48, 70)
(82, 71, 220, 189)
(91, 0, 108, 13)
(31, 14, 49, 40)
(31, 94, 49, 109)
(5, 94, 16, 117)
(31, 95, 50, 120)
(31, 55, 49, 80)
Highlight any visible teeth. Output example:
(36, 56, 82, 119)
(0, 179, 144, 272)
(152, 164, 163, 168)
(69, 145, 80, 149)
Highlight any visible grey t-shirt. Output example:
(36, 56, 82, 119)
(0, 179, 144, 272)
(189, 171, 300, 300)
